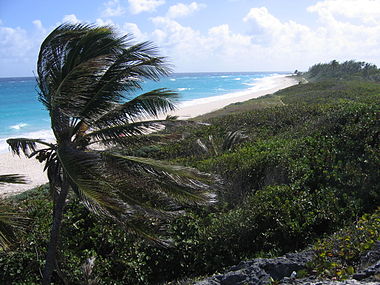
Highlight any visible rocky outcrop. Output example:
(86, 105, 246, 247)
(281, 280, 379, 284)
(194, 244, 380, 285)
(194, 251, 313, 285)
(351, 241, 380, 283)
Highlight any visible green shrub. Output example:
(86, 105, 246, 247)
(310, 208, 380, 280)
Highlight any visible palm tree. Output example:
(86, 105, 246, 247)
(7, 23, 217, 284)
(0, 174, 27, 250)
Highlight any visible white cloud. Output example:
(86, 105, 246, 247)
(128, 0, 165, 14)
(62, 14, 81, 24)
(122, 22, 147, 42)
(166, 2, 206, 19)
(150, 16, 256, 71)
(308, 0, 380, 25)
(3, 1, 380, 76)
(244, 7, 311, 48)
(0, 15, 83, 77)
(0, 26, 32, 58)
(32, 20, 42, 30)
(102, 0, 126, 17)
(147, 3, 380, 72)
(0, 22, 46, 76)
(240, 5, 380, 70)
(95, 18, 115, 27)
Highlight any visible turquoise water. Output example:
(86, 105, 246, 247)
(0, 72, 286, 152)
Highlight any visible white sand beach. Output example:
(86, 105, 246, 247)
(168, 75, 297, 119)
(0, 75, 298, 197)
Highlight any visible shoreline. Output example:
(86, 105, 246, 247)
(0, 74, 298, 197)
(166, 74, 297, 119)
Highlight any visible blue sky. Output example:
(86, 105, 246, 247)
(1, 0, 380, 77)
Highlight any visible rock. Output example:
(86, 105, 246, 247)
(261, 257, 306, 280)
(194, 250, 313, 285)
(353, 260, 380, 282)
(219, 271, 248, 284)
(281, 279, 380, 284)
(194, 246, 380, 285)
(359, 241, 380, 268)
(353, 241, 380, 283)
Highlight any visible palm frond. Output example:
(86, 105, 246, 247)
(165, 115, 178, 120)
(0, 174, 27, 185)
(91, 89, 177, 129)
(0, 199, 29, 249)
(222, 130, 248, 151)
(6, 138, 54, 157)
(107, 154, 213, 182)
(37, 23, 95, 109)
(86, 132, 170, 147)
(80, 120, 166, 146)
(74, 42, 171, 122)
(57, 146, 178, 226)
(57, 145, 125, 215)
(102, 152, 218, 205)
(37, 23, 173, 135)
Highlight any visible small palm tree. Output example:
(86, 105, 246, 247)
(7, 23, 217, 284)
(0, 174, 27, 250)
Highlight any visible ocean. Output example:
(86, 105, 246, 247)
(0, 72, 287, 153)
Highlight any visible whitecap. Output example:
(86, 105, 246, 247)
(177, 87, 192, 91)
(179, 73, 293, 108)
(9, 123, 28, 130)
(170, 78, 176, 81)
(234, 78, 241, 81)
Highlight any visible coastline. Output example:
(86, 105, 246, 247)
(0, 74, 298, 197)
(165, 74, 297, 119)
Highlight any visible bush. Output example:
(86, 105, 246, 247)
(310, 208, 380, 280)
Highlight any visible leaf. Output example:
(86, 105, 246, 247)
(0, 174, 27, 185)
(6, 138, 54, 157)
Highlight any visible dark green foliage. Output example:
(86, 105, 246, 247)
(0, 187, 51, 284)
(0, 174, 27, 185)
(0, 174, 28, 250)
(0, 188, 210, 284)
(276, 80, 380, 105)
(305, 60, 380, 82)
(310, 208, 380, 280)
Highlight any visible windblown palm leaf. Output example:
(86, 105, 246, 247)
(0, 174, 27, 185)
(6, 23, 218, 283)
(196, 130, 248, 156)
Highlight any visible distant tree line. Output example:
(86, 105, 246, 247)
(304, 60, 380, 82)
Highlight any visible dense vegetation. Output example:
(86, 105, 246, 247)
(311, 208, 380, 280)
(304, 60, 380, 82)
(1, 64, 380, 284)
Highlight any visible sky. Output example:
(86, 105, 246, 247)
(1, 0, 380, 77)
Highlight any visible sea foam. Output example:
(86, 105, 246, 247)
(177, 87, 192, 91)
(9, 123, 28, 130)
(179, 73, 290, 108)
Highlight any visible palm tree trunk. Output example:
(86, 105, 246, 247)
(42, 177, 69, 285)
